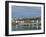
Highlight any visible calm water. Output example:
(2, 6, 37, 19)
(12, 24, 41, 31)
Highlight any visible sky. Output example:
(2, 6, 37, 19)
(12, 6, 41, 17)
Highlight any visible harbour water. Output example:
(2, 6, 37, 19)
(12, 24, 41, 31)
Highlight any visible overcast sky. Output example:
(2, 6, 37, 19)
(12, 6, 41, 17)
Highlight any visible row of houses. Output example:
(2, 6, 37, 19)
(12, 16, 41, 25)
